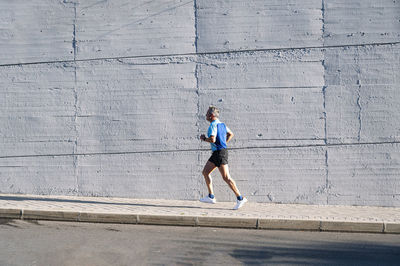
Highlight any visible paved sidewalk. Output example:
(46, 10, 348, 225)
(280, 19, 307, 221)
(1, 194, 399, 234)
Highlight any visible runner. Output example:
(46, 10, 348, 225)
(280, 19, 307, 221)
(199, 106, 247, 210)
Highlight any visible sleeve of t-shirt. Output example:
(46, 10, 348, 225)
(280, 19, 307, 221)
(226, 126, 231, 133)
(208, 123, 218, 137)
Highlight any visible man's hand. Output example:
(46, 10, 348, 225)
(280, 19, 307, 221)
(226, 131, 234, 143)
(200, 134, 216, 143)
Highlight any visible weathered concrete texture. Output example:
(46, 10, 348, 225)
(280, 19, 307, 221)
(2, 0, 399, 65)
(199, 88, 325, 148)
(196, 0, 323, 52)
(0, 63, 77, 156)
(323, 0, 400, 46)
(196, 0, 400, 53)
(0, 156, 76, 195)
(197, 49, 325, 147)
(77, 151, 201, 200)
(325, 44, 400, 87)
(197, 49, 325, 89)
(75, 56, 198, 153)
(0, 0, 75, 65)
(328, 143, 400, 207)
(200, 148, 327, 204)
(325, 44, 400, 144)
(76, 0, 196, 60)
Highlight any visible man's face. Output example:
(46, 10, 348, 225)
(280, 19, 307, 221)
(206, 110, 213, 122)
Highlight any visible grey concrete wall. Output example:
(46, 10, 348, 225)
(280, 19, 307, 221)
(1, 0, 399, 206)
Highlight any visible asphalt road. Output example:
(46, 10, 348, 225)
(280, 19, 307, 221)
(1, 218, 399, 266)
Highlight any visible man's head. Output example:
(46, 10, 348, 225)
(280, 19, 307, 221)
(206, 105, 219, 122)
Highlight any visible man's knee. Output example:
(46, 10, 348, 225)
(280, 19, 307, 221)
(203, 171, 212, 181)
(222, 175, 232, 183)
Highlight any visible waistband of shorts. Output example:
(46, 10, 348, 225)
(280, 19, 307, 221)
(212, 148, 227, 153)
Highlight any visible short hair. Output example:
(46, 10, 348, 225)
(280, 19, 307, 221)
(208, 105, 220, 117)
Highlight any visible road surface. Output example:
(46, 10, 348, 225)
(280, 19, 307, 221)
(1, 218, 399, 265)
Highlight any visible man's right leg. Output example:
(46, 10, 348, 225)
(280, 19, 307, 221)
(202, 160, 217, 195)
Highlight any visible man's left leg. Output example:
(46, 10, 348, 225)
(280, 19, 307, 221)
(218, 164, 247, 210)
(218, 164, 241, 197)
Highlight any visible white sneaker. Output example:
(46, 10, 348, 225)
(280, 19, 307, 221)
(233, 197, 248, 210)
(199, 196, 216, 204)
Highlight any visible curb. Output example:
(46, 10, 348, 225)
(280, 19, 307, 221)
(1, 208, 399, 234)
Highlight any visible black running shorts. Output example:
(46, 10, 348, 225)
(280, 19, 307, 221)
(208, 149, 228, 167)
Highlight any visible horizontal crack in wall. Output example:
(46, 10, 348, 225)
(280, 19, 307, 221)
(1, 41, 399, 68)
(1, 141, 400, 159)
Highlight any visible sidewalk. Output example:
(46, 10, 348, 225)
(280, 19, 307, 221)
(1, 194, 399, 234)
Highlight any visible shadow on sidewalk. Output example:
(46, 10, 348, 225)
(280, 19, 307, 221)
(0, 195, 229, 211)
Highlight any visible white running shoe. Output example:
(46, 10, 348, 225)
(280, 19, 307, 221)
(233, 197, 248, 210)
(199, 195, 216, 204)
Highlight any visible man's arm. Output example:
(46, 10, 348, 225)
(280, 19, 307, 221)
(200, 134, 216, 143)
(226, 131, 234, 143)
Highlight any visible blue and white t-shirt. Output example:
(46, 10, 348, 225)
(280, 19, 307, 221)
(207, 119, 231, 151)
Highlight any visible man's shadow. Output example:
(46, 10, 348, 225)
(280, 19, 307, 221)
(0, 195, 229, 210)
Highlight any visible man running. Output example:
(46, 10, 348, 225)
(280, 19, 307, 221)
(199, 106, 247, 210)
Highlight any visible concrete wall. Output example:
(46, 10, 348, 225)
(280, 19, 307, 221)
(1, 0, 399, 206)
